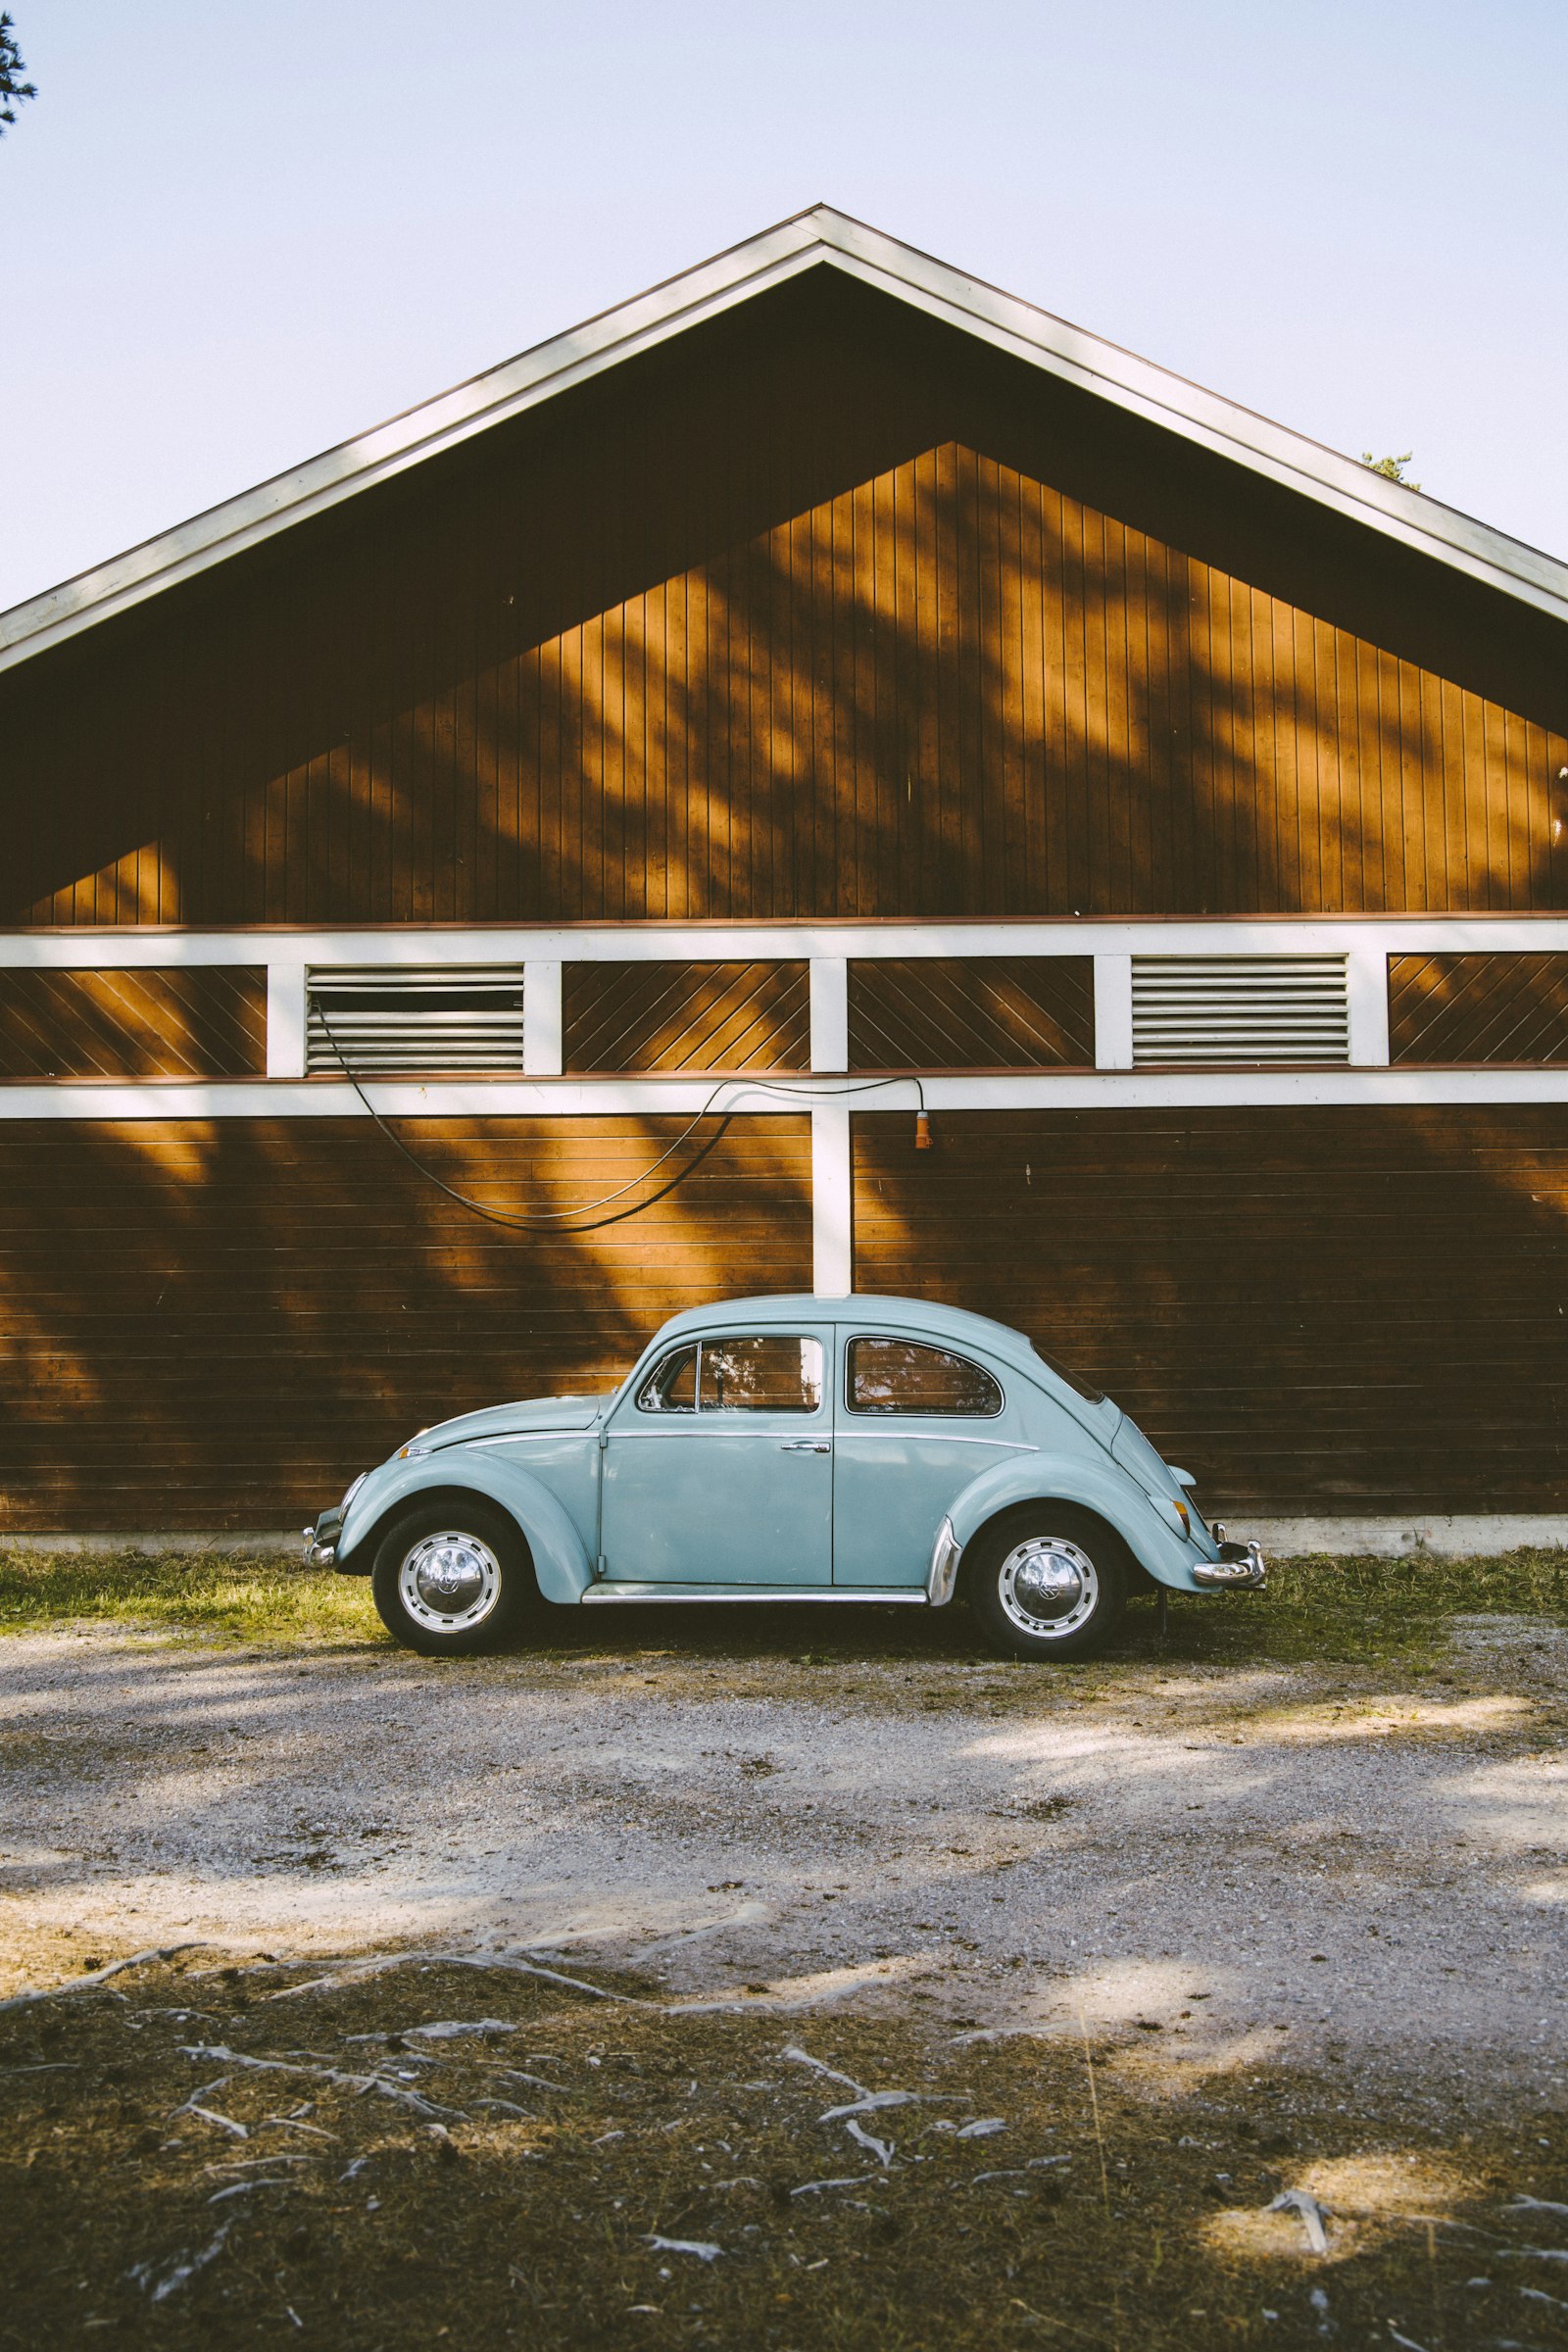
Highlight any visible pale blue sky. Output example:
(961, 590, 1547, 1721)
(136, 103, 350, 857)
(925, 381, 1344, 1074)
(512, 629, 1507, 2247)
(4, 0, 1566, 613)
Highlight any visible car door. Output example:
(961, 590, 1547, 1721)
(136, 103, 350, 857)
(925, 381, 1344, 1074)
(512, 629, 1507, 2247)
(600, 1327, 834, 1585)
(831, 1328, 1031, 1587)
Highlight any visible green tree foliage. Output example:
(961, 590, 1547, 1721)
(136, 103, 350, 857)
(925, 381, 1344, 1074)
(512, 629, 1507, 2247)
(1360, 449, 1421, 490)
(0, 12, 35, 135)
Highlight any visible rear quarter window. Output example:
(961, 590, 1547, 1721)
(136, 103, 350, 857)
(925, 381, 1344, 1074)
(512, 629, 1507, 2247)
(846, 1335, 1004, 1417)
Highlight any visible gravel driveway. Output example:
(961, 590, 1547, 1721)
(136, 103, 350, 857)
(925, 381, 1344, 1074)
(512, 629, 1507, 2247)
(3, 1614, 1565, 2110)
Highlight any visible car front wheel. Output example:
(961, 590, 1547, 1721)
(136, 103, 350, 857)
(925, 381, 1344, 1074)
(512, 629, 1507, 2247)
(370, 1499, 531, 1656)
(966, 1507, 1127, 1661)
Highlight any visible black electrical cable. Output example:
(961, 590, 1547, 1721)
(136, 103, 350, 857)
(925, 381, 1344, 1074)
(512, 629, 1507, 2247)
(318, 1008, 735, 1233)
(316, 1004, 926, 1236)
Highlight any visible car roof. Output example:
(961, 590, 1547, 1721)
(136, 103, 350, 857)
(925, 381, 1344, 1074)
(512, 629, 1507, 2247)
(652, 1292, 1041, 1371)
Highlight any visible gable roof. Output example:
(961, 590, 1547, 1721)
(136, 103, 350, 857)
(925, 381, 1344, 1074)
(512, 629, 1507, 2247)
(6, 202, 1568, 677)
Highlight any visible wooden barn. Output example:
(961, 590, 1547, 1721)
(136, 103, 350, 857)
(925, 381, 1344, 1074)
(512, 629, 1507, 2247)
(2, 207, 1565, 1548)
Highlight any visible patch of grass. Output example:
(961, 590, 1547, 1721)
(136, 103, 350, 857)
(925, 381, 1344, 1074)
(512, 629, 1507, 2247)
(1135, 1547, 1568, 1672)
(0, 1550, 380, 1646)
(0, 1546, 1564, 1680)
(0, 1949, 1560, 2350)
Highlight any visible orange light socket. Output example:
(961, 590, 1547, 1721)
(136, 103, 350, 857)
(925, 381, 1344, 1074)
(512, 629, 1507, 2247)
(914, 1110, 933, 1150)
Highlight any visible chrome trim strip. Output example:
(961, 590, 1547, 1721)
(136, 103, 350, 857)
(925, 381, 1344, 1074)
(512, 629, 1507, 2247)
(476, 1429, 600, 1445)
(597, 1428, 832, 1442)
(926, 1517, 962, 1607)
(579, 1582, 928, 1606)
(836, 1433, 1035, 1449)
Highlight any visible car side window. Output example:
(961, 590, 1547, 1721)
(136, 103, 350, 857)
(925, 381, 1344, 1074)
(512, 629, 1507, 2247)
(637, 1336, 823, 1414)
(846, 1335, 1004, 1417)
(637, 1345, 698, 1412)
(700, 1335, 822, 1411)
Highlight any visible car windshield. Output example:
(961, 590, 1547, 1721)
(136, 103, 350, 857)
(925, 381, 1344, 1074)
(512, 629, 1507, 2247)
(1030, 1344, 1104, 1403)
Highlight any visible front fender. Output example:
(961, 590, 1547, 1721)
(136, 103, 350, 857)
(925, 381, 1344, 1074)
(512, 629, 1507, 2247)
(944, 1450, 1205, 1592)
(336, 1451, 594, 1605)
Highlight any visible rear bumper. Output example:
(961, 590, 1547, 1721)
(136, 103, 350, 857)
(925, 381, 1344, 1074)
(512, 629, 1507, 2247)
(1191, 1540, 1266, 1591)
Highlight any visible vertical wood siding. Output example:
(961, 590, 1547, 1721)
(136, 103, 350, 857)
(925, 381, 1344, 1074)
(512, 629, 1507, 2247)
(847, 956, 1095, 1068)
(852, 1105, 1568, 1513)
(0, 1115, 811, 1530)
(0, 968, 266, 1078)
(1389, 953, 1568, 1063)
(5, 274, 1564, 927)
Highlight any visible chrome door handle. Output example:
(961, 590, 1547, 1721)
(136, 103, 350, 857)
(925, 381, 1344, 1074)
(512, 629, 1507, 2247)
(778, 1441, 831, 1453)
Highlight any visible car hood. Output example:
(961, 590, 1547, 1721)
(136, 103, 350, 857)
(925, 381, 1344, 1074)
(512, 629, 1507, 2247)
(411, 1395, 605, 1450)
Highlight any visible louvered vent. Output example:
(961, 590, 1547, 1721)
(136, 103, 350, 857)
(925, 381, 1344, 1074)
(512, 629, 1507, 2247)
(1131, 956, 1350, 1065)
(306, 965, 525, 1075)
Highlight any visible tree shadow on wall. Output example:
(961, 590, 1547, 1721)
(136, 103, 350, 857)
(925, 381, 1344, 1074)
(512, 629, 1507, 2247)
(8, 268, 1564, 928)
(3, 270, 1566, 1527)
(0, 1113, 812, 1534)
(851, 1102, 1568, 1518)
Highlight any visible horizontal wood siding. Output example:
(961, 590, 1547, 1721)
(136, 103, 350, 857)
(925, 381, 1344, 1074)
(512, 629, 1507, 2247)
(852, 1105, 1568, 1513)
(1389, 953, 1568, 1063)
(0, 1116, 810, 1530)
(848, 956, 1094, 1068)
(0, 968, 265, 1078)
(564, 961, 809, 1072)
(6, 273, 1564, 928)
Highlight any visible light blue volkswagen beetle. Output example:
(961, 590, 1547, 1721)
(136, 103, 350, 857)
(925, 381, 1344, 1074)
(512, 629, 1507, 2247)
(302, 1294, 1264, 1661)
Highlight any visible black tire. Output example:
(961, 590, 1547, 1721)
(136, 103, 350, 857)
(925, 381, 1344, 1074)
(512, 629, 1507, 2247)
(965, 1505, 1128, 1662)
(370, 1497, 532, 1657)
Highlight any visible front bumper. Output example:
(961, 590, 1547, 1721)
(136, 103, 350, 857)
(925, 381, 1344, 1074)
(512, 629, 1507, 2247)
(301, 1504, 343, 1568)
(1191, 1540, 1266, 1591)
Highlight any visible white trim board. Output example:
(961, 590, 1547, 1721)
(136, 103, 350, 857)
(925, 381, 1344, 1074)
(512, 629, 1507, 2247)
(5, 1067, 1568, 1119)
(6, 1515, 1563, 1560)
(5, 205, 1568, 676)
(6, 914, 1568, 967)
(1247, 1515, 1568, 1560)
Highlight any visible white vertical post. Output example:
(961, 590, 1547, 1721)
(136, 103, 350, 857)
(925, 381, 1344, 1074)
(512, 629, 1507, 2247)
(808, 956, 849, 1073)
(1093, 954, 1134, 1069)
(811, 1101, 853, 1297)
(266, 961, 308, 1078)
(1346, 948, 1391, 1066)
(523, 959, 564, 1076)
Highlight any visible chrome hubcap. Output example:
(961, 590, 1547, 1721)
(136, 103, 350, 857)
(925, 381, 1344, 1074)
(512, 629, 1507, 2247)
(399, 1531, 502, 1633)
(998, 1537, 1099, 1641)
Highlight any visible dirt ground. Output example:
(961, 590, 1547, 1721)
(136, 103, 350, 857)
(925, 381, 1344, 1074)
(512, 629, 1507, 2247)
(2, 1586, 1567, 2346)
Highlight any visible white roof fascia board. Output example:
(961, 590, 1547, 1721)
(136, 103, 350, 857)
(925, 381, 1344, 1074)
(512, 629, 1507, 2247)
(5, 204, 1568, 679)
(0, 219, 828, 675)
(814, 221, 1568, 626)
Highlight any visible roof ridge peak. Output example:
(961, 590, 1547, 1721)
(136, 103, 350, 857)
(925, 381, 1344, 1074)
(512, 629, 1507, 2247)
(5, 208, 1566, 671)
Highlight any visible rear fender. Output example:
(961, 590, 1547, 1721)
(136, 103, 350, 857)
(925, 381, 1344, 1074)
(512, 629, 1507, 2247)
(945, 1451, 1201, 1592)
(337, 1453, 594, 1604)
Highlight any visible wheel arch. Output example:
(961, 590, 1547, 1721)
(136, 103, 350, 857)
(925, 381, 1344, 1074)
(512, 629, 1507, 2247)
(944, 1452, 1189, 1592)
(954, 1497, 1153, 1601)
(340, 1457, 593, 1604)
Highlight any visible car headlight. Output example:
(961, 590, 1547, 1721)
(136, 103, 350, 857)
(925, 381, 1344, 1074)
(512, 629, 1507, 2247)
(341, 1471, 368, 1509)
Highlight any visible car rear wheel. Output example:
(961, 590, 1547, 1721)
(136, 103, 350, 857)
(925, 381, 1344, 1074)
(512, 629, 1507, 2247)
(966, 1507, 1127, 1661)
(370, 1498, 531, 1656)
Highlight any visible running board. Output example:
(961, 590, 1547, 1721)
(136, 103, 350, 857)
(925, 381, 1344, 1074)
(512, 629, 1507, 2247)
(579, 1582, 929, 1606)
